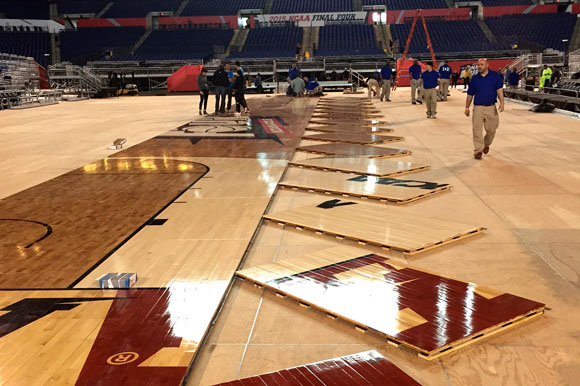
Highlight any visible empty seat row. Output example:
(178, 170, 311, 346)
(486, 13, 577, 52)
(316, 25, 383, 57)
(229, 27, 302, 58)
(0, 32, 51, 67)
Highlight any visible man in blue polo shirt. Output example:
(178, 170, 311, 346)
(421, 61, 439, 118)
(409, 58, 422, 105)
(438, 60, 452, 101)
(380, 60, 393, 102)
(289, 62, 300, 81)
(465, 58, 505, 159)
(508, 69, 520, 89)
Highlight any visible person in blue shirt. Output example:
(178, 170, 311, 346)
(421, 61, 439, 118)
(465, 58, 505, 159)
(225, 63, 234, 113)
(379, 60, 393, 102)
(289, 62, 300, 81)
(305, 77, 323, 96)
(508, 69, 520, 89)
(438, 60, 452, 101)
(408, 58, 422, 105)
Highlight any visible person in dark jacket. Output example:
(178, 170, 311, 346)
(197, 67, 209, 115)
(212, 64, 229, 114)
(233, 62, 249, 116)
(254, 73, 263, 94)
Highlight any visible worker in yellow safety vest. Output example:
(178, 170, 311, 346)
(539, 65, 552, 91)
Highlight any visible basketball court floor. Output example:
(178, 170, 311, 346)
(1, 88, 579, 385)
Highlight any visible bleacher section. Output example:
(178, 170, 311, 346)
(60, 27, 144, 65)
(133, 29, 234, 60)
(0, 32, 50, 67)
(56, 0, 109, 15)
(316, 25, 383, 57)
(362, 0, 447, 10)
(272, 0, 353, 13)
(181, 0, 266, 16)
(102, 0, 183, 18)
(230, 27, 301, 58)
(0, 0, 49, 19)
(390, 20, 508, 54)
(486, 13, 577, 52)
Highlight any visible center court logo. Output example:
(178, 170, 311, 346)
(107, 352, 139, 365)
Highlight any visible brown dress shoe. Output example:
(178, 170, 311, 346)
(474, 152, 482, 160)
(483, 146, 489, 154)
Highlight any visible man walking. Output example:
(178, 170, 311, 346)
(465, 58, 504, 160)
(421, 62, 439, 118)
(409, 59, 422, 104)
(462, 66, 472, 89)
(438, 60, 452, 101)
(212, 64, 229, 114)
(380, 60, 393, 102)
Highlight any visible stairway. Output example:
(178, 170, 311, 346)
(444, 0, 455, 8)
(228, 29, 250, 56)
(301, 27, 312, 57)
(96, 2, 113, 18)
(263, 0, 274, 14)
(312, 27, 320, 53)
(373, 24, 386, 53)
(175, 0, 190, 17)
(132, 30, 152, 53)
(569, 17, 580, 52)
(476, 19, 497, 43)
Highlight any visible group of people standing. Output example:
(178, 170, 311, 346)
(369, 58, 505, 160)
(196, 61, 249, 117)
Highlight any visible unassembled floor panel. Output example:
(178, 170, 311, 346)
(263, 200, 484, 254)
(305, 125, 393, 134)
(302, 132, 404, 145)
(210, 350, 420, 385)
(236, 246, 545, 360)
(310, 118, 388, 126)
(280, 168, 450, 204)
(288, 156, 430, 177)
(297, 143, 410, 158)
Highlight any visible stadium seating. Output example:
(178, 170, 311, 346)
(56, 0, 109, 15)
(229, 27, 302, 58)
(102, 0, 183, 18)
(0, 32, 51, 67)
(361, 0, 447, 10)
(0, 0, 50, 19)
(316, 25, 383, 57)
(272, 0, 353, 13)
(60, 27, 144, 64)
(181, 0, 266, 17)
(390, 20, 508, 54)
(486, 13, 577, 52)
(472, 0, 531, 6)
(133, 29, 234, 60)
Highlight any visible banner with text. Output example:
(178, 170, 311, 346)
(256, 12, 368, 27)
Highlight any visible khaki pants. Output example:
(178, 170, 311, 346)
(367, 79, 379, 98)
(381, 79, 391, 100)
(423, 88, 437, 117)
(439, 79, 450, 101)
(472, 105, 499, 153)
(410, 78, 422, 102)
